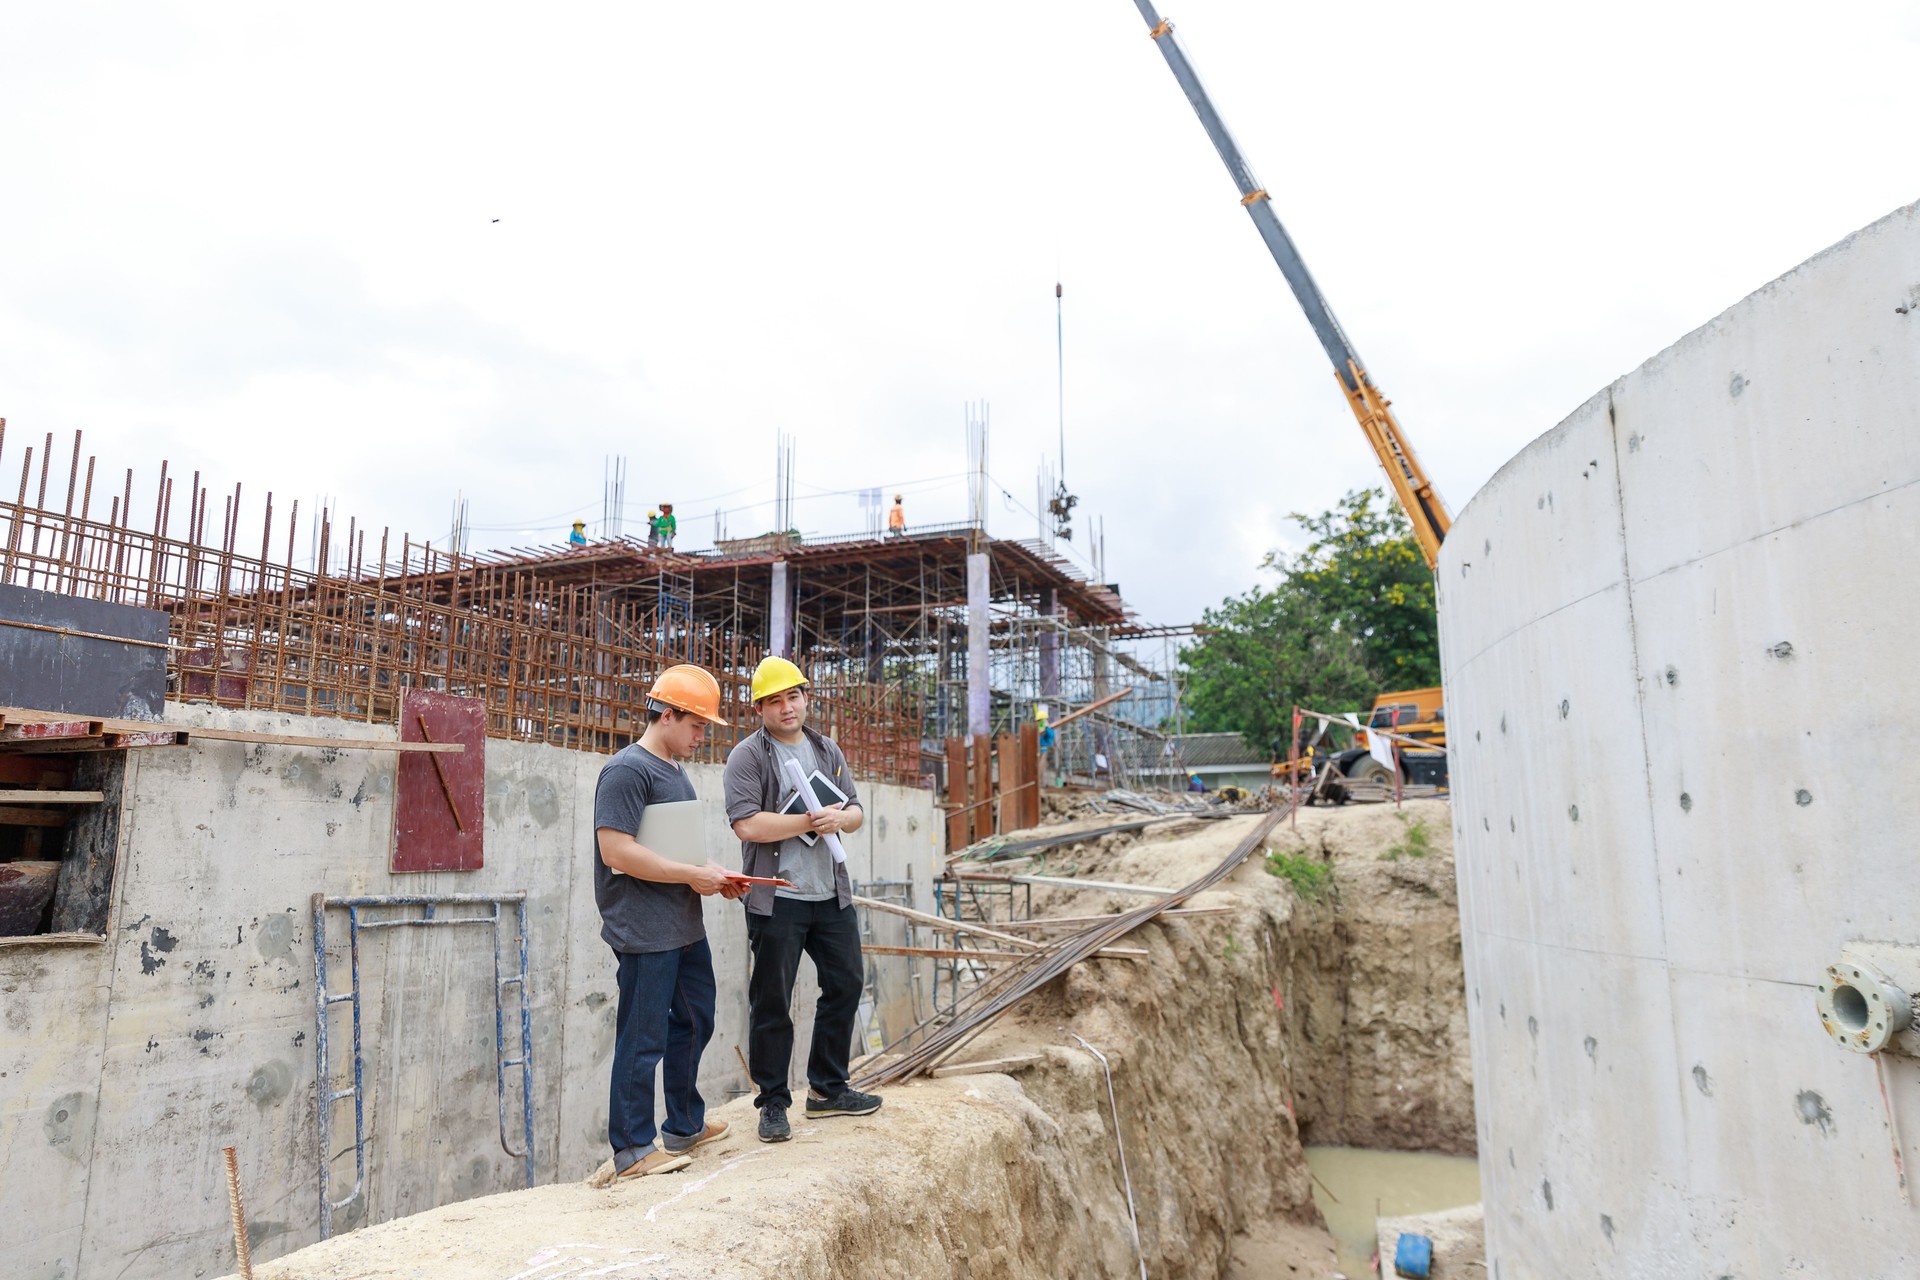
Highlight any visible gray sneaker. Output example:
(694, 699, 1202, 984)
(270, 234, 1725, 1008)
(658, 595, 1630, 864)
(757, 1105, 791, 1143)
(805, 1087, 882, 1119)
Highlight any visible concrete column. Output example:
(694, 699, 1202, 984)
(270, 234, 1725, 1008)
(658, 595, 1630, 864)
(966, 552, 990, 738)
(769, 561, 793, 659)
(1037, 587, 1059, 705)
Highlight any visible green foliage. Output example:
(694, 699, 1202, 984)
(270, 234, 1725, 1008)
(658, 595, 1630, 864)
(1264, 848, 1334, 902)
(1179, 489, 1440, 752)
(1380, 813, 1435, 861)
(1221, 933, 1243, 962)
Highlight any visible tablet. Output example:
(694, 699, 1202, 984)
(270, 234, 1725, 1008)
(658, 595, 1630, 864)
(778, 768, 851, 846)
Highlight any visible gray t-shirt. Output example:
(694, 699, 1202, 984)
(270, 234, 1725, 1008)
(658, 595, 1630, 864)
(593, 743, 704, 953)
(771, 735, 837, 902)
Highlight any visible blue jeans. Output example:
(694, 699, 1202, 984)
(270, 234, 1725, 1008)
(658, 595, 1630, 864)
(609, 939, 716, 1172)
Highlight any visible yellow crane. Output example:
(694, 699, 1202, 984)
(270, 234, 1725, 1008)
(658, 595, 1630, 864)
(1127, 1, 1450, 786)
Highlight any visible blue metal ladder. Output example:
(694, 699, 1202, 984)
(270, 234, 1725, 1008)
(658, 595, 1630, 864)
(310, 892, 534, 1240)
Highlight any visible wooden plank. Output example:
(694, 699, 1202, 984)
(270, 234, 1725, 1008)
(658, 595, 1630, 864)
(0, 706, 137, 728)
(0, 719, 102, 742)
(853, 894, 1046, 952)
(0, 709, 457, 754)
(930, 1053, 1046, 1079)
(945, 737, 968, 854)
(0, 736, 105, 755)
(1050, 686, 1134, 729)
(861, 944, 1029, 963)
(0, 805, 71, 827)
(1019, 722, 1041, 828)
(0, 730, 185, 755)
(948, 872, 1176, 897)
(184, 726, 462, 753)
(852, 894, 1150, 961)
(106, 730, 186, 749)
(994, 907, 1236, 930)
(0, 790, 105, 804)
(971, 734, 991, 843)
(996, 732, 1019, 834)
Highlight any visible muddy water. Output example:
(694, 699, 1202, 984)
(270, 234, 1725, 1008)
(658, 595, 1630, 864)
(1305, 1146, 1481, 1276)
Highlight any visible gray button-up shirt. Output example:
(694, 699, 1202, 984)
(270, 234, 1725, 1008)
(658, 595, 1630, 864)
(722, 725, 861, 916)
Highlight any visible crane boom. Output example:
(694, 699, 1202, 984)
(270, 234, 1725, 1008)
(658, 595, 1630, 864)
(1128, 1, 1451, 569)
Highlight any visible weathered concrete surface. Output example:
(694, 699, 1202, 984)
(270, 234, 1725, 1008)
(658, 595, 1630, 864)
(1440, 199, 1920, 1276)
(234, 814, 1334, 1280)
(0, 705, 937, 1280)
(224, 803, 1477, 1280)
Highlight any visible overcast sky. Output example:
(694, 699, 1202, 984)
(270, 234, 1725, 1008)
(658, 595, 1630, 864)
(2, 1, 1915, 629)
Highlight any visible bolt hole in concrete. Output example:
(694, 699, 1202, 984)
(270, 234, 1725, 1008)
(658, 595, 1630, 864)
(1304, 1147, 1480, 1278)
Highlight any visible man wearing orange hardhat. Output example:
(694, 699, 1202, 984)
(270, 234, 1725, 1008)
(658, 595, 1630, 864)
(593, 664, 746, 1179)
(722, 655, 881, 1143)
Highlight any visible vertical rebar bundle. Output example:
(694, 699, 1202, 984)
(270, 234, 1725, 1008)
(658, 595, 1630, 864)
(221, 1146, 253, 1280)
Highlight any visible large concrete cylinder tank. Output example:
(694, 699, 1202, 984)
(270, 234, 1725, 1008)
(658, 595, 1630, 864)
(1439, 200, 1920, 1277)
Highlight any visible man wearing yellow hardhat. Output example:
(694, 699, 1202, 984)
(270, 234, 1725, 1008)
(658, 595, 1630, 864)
(569, 520, 588, 547)
(593, 664, 746, 1179)
(723, 654, 881, 1143)
(887, 493, 905, 535)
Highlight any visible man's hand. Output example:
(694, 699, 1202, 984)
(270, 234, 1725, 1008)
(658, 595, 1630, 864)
(718, 877, 751, 900)
(809, 802, 851, 835)
(686, 862, 732, 896)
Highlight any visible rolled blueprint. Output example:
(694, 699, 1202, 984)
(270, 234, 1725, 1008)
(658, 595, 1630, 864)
(781, 756, 848, 866)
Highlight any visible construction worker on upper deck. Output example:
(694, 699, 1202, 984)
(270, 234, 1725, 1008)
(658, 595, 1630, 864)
(569, 520, 588, 547)
(723, 654, 882, 1144)
(887, 494, 905, 535)
(655, 503, 677, 549)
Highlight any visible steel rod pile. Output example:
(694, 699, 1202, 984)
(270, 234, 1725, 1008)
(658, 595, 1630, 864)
(854, 802, 1292, 1088)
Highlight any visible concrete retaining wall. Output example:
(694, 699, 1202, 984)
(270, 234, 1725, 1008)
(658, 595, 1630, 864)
(0, 705, 939, 1279)
(1439, 199, 1920, 1276)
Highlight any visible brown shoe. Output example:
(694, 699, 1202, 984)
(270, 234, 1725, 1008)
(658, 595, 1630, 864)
(662, 1119, 729, 1155)
(617, 1148, 692, 1179)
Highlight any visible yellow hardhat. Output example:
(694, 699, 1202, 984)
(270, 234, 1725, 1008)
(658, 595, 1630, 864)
(750, 655, 808, 705)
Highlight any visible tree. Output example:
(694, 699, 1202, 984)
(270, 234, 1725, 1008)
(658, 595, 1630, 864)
(1179, 489, 1439, 751)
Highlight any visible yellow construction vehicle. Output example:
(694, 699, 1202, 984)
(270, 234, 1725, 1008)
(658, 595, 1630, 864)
(1130, 1, 1450, 787)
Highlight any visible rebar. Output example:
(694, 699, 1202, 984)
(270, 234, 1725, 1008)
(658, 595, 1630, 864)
(221, 1145, 253, 1280)
(855, 802, 1292, 1087)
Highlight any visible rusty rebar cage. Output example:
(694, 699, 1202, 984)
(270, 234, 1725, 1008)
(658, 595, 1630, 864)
(0, 426, 924, 784)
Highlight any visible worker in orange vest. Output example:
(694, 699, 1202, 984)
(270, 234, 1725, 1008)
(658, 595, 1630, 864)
(887, 494, 905, 535)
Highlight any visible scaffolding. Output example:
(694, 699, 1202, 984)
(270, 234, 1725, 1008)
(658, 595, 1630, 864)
(0, 424, 1183, 794)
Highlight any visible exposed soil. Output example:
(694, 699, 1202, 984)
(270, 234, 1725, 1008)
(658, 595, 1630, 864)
(236, 799, 1469, 1280)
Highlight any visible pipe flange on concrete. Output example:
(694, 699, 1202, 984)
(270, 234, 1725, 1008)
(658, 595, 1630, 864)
(1815, 960, 1913, 1054)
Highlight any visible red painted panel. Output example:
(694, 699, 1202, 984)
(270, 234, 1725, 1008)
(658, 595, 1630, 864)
(391, 689, 486, 872)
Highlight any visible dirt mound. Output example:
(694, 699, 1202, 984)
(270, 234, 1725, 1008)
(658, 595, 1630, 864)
(236, 803, 1469, 1279)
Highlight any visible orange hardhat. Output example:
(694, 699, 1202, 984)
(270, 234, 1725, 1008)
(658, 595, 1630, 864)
(646, 664, 727, 725)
